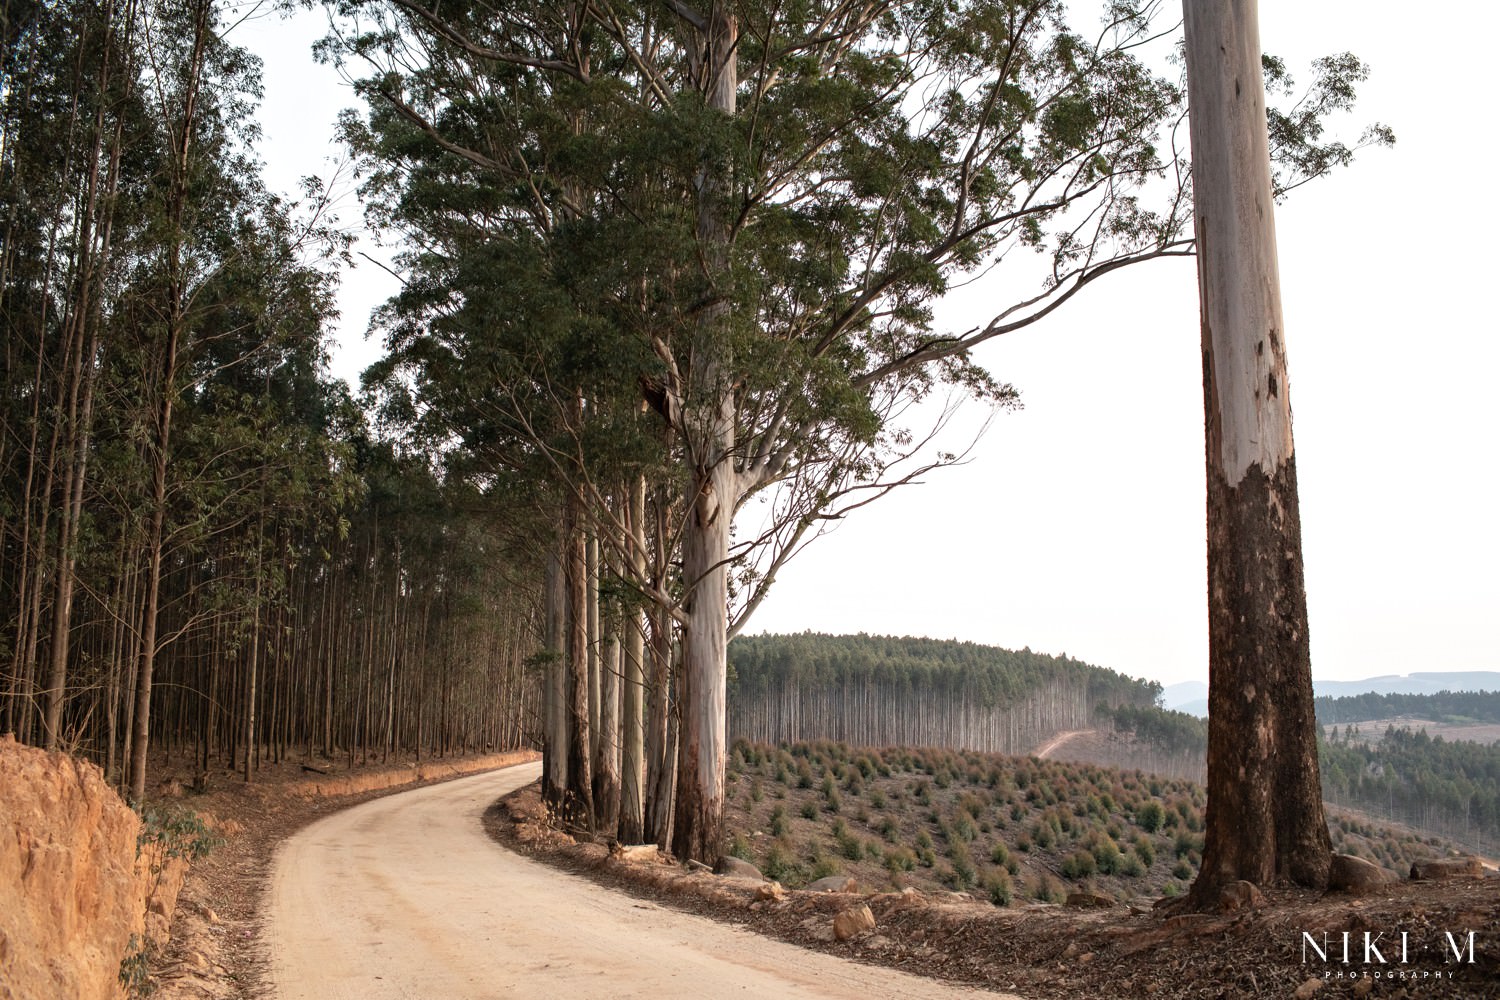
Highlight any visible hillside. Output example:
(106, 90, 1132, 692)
(728, 634, 1159, 756)
(1317, 688, 1500, 727)
(720, 740, 1455, 905)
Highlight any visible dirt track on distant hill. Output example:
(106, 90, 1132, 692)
(264, 760, 1011, 1000)
(1031, 729, 1093, 759)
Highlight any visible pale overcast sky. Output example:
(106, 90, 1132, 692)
(239, 2, 1498, 689)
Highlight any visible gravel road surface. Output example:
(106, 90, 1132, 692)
(265, 760, 1015, 999)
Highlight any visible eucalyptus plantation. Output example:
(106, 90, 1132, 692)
(1, 0, 540, 798)
(325, 0, 1383, 861)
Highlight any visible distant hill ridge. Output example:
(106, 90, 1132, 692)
(727, 633, 1159, 755)
(1165, 672, 1500, 718)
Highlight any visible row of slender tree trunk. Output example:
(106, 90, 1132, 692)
(540, 484, 678, 847)
(729, 675, 1107, 757)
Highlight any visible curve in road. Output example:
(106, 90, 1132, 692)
(266, 761, 1016, 1000)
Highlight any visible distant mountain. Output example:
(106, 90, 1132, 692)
(1162, 681, 1208, 718)
(1161, 672, 1500, 718)
(1313, 672, 1500, 699)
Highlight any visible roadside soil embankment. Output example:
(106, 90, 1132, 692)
(1, 735, 187, 1000)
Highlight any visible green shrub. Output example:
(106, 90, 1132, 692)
(809, 850, 843, 880)
(762, 841, 803, 885)
(729, 832, 757, 862)
(1032, 873, 1067, 903)
(138, 805, 220, 864)
(1134, 800, 1166, 833)
(949, 849, 977, 889)
(984, 869, 1013, 906)
(770, 804, 790, 837)
(1092, 838, 1123, 875)
(1061, 850, 1097, 880)
(837, 827, 863, 861)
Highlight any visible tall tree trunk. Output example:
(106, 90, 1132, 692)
(670, 6, 738, 865)
(127, 0, 211, 808)
(593, 550, 622, 835)
(619, 476, 647, 842)
(564, 494, 594, 830)
(542, 542, 568, 810)
(1183, 0, 1330, 906)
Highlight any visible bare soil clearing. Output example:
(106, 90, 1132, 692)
(265, 761, 1005, 1000)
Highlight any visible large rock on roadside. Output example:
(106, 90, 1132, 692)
(805, 875, 858, 893)
(1, 734, 146, 1000)
(1327, 854, 1397, 895)
(832, 904, 877, 941)
(1410, 856, 1484, 881)
(714, 855, 766, 881)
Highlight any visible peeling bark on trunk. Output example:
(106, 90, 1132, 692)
(1183, 0, 1330, 906)
(671, 457, 733, 863)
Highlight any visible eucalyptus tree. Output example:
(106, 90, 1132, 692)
(1179, 0, 1384, 903)
(326, 0, 1381, 861)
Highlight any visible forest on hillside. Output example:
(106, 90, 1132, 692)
(1316, 689, 1500, 725)
(1321, 725, 1500, 855)
(727, 633, 1158, 754)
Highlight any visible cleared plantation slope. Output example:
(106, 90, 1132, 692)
(722, 740, 1463, 907)
(728, 635, 1158, 756)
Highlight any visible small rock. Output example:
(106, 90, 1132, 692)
(1218, 880, 1264, 913)
(833, 904, 877, 941)
(1410, 857, 1483, 881)
(714, 855, 766, 881)
(1293, 976, 1324, 999)
(1328, 854, 1396, 895)
(864, 934, 892, 950)
(1065, 892, 1115, 909)
(610, 843, 662, 865)
(805, 875, 858, 893)
(1352, 978, 1374, 996)
(754, 881, 786, 902)
(900, 886, 923, 900)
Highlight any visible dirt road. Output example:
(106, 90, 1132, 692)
(265, 761, 1014, 1000)
(1031, 729, 1093, 759)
